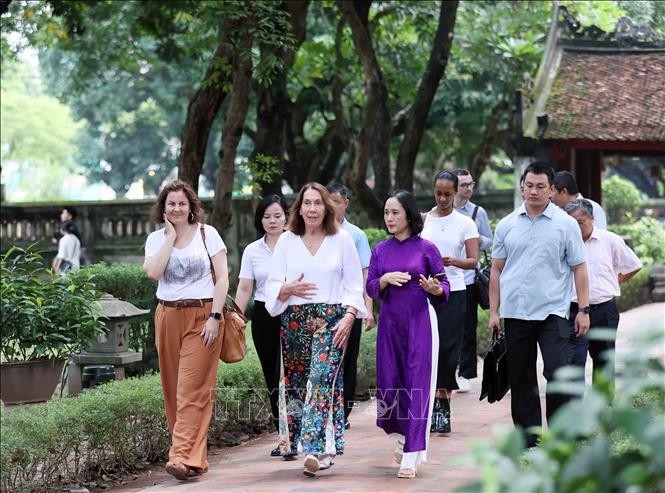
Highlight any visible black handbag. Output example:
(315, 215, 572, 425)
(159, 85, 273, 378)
(480, 330, 510, 403)
(474, 251, 491, 310)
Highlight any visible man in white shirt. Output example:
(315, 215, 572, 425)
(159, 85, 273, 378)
(452, 169, 493, 392)
(564, 198, 642, 388)
(327, 181, 374, 429)
(552, 171, 608, 229)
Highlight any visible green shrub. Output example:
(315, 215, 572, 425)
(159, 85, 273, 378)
(69, 263, 157, 375)
(610, 216, 665, 266)
(457, 325, 665, 493)
(616, 265, 652, 312)
(602, 175, 642, 224)
(364, 228, 389, 250)
(0, 345, 269, 493)
(1, 246, 105, 362)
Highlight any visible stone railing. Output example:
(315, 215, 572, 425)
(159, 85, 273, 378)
(0, 198, 256, 283)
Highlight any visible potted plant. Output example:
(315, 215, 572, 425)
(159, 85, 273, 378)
(0, 246, 105, 404)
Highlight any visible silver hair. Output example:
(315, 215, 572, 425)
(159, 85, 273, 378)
(564, 198, 594, 217)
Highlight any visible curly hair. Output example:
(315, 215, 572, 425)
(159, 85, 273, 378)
(149, 180, 203, 224)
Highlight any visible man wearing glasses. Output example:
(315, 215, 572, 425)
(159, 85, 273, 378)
(452, 169, 493, 392)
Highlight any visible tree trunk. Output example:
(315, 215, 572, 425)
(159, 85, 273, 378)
(394, 0, 458, 191)
(467, 99, 511, 181)
(251, 1, 309, 197)
(177, 35, 233, 193)
(337, 0, 390, 224)
(210, 32, 253, 233)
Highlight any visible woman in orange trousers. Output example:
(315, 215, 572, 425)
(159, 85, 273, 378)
(144, 180, 229, 480)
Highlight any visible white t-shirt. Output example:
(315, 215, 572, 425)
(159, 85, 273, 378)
(238, 236, 274, 302)
(265, 229, 367, 318)
(421, 210, 479, 292)
(56, 234, 81, 270)
(144, 224, 226, 301)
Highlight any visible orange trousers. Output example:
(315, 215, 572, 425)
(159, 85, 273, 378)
(155, 303, 222, 471)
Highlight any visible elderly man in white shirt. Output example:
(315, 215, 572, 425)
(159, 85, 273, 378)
(564, 198, 642, 389)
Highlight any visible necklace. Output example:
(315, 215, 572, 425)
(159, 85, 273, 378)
(302, 234, 325, 252)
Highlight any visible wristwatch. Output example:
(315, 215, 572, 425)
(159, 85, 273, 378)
(208, 312, 222, 320)
(578, 305, 591, 314)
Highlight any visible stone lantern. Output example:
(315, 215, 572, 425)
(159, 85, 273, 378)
(68, 294, 150, 396)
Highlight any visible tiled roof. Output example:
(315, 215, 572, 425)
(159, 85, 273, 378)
(543, 51, 665, 141)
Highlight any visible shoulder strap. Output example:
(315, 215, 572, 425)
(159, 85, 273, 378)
(200, 225, 217, 283)
(472, 205, 479, 221)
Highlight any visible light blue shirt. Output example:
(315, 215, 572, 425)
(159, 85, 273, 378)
(492, 202, 586, 321)
(341, 218, 371, 269)
(455, 200, 493, 285)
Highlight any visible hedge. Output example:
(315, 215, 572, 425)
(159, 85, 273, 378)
(0, 324, 378, 492)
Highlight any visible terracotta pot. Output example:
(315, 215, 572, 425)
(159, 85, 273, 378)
(0, 358, 66, 405)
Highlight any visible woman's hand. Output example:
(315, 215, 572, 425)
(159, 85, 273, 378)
(381, 271, 411, 287)
(281, 273, 318, 300)
(332, 313, 355, 349)
(200, 317, 221, 348)
(418, 274, 443, 296)
(163, 213, 176, 238)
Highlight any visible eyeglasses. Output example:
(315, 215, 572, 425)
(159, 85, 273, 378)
(459, 182, 475, 189)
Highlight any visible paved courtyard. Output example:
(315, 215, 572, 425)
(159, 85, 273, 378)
(112, 303, 664, 493)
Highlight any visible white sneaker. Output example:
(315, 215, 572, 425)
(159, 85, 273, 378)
(456, 375, 470, 393)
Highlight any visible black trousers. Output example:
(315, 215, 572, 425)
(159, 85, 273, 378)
(343, 317, 363, 419)
(434, 290, 467, 390)
(504, 316, 570, 448)
(250, 301, 281, 432)
(458, 283, 479, 379)
(568, 299, 620, 385)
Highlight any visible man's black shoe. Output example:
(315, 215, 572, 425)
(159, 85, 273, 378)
(270, 446, 281, 457)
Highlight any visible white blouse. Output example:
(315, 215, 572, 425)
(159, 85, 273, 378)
(265, 230, 367, 318)
(238, 236, 274, 302)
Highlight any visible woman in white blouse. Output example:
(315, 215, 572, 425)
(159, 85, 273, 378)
(421, 171, 479, 434)
(234, 194, 288, 457)
(265, 182, 366, 477)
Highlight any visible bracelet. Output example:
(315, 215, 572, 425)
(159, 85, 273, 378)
(344, 311, 356, 319)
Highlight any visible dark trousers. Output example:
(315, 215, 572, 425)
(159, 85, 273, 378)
(458, 283, 479, 379)
(568, 299, 620, 386)
(250, 301, 281, 432)
(435, 290, 467, 390)
(343, 318, 363, 419)
(504, 316, 570, 448)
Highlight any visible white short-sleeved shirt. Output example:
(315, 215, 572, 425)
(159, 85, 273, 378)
(238, 236, 274, 302)
(145, 224, 226, 301)
(572, 227, 642, 304)
(421, 210, 479, 291)
(57, 234, 81, 270)
(265, 229, 367, 318)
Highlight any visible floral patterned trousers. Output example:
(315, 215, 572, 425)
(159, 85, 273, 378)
(278, 303, 346, 457)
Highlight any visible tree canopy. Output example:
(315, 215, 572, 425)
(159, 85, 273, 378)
(2, 0, 660, 227)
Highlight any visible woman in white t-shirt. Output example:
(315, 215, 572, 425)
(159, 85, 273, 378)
(234, 194, 288, 457)
(143, 180, 229, 481)
(265, 182, 366, 477)
(52, 221, 81, 275)
(421, 171, 479, 434)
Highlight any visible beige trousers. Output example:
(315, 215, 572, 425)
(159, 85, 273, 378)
(155, 302, 222, 470)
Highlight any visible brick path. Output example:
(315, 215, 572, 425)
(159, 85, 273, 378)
(112, 303, 664, 493)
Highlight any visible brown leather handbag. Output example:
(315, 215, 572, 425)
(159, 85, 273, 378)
(200, 225, 248, 363)
(220, 296, 248, 363)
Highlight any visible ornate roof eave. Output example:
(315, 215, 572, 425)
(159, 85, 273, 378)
(521, 4, 665, 142)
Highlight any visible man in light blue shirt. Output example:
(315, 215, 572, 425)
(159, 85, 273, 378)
(453, 169, 493, 392)
(327, 182, 374, 429)
(489, 162, 590, 448)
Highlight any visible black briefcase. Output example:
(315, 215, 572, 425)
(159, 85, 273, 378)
(480, 330, 510, 403)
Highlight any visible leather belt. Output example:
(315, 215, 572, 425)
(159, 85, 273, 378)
(158, 298, 213, 310)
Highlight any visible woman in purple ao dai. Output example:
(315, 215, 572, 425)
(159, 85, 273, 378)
(366, 190, 450, 479)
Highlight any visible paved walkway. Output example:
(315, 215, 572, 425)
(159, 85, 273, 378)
(113, 303, 664, 493)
